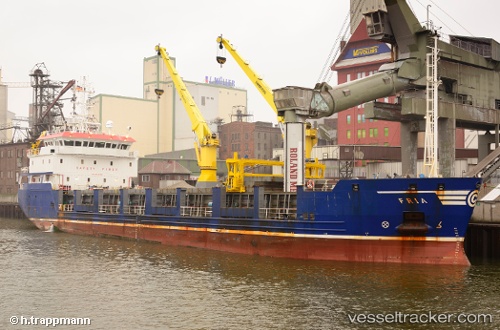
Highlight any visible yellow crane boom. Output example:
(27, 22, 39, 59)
(155, 45, 219, 185)
(216, 35, 281, 123)
(216, 35, 318, 159)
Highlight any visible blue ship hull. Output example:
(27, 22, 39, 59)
(18, 177, 480, 265)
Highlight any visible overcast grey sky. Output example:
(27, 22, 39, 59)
(1, 0, 499, 124)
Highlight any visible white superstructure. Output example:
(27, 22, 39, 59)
(27, 127, 138, 190)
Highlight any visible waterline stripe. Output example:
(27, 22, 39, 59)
(33, 218, 465, 243)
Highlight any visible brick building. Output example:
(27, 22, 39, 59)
(218, 121, 282, 161)
(0, 142, 30, 196)
(332, 19, 465, 148)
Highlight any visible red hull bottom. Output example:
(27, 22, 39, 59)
(31, 219, 471, 266)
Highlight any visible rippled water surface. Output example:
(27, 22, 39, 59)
(1, 217, 499, 329)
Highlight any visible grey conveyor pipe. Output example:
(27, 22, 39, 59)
(274, 59, 417, 120)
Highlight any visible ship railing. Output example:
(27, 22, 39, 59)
(98, 205, 120, 214)
(59, 204, 74, 212)
(180, 206, 212, 217)
(123, 205, 145, 215)
(260, 207, 297, 220)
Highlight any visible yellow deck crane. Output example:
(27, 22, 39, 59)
(215, 35, 324, 185)
(155, 45, 220, 187)
(216, 35, 320, 158)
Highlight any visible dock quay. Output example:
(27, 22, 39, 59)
(0, 202, 25, 219)
(467, 184, 500, 260)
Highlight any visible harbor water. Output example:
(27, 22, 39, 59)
(1, 217, 499, 329)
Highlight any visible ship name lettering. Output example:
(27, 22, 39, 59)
(76, 166, 96, 171)
(398, 197, 429, 204)
(289, 147, 298, 192)
(101, 167, 118, 171)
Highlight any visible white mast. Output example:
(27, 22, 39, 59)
(423, 33, 441, 177)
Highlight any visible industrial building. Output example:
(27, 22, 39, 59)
(0, 70, 30, 198)
(0, 70, 19, 144)
(88, 54, 249, 157)
(332, 18, 465, 149)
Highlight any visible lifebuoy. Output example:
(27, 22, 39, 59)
(306, 180, 314, 189)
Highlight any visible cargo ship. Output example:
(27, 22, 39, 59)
(17, 124, 480, 265)
(17, 0, 486, 265)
